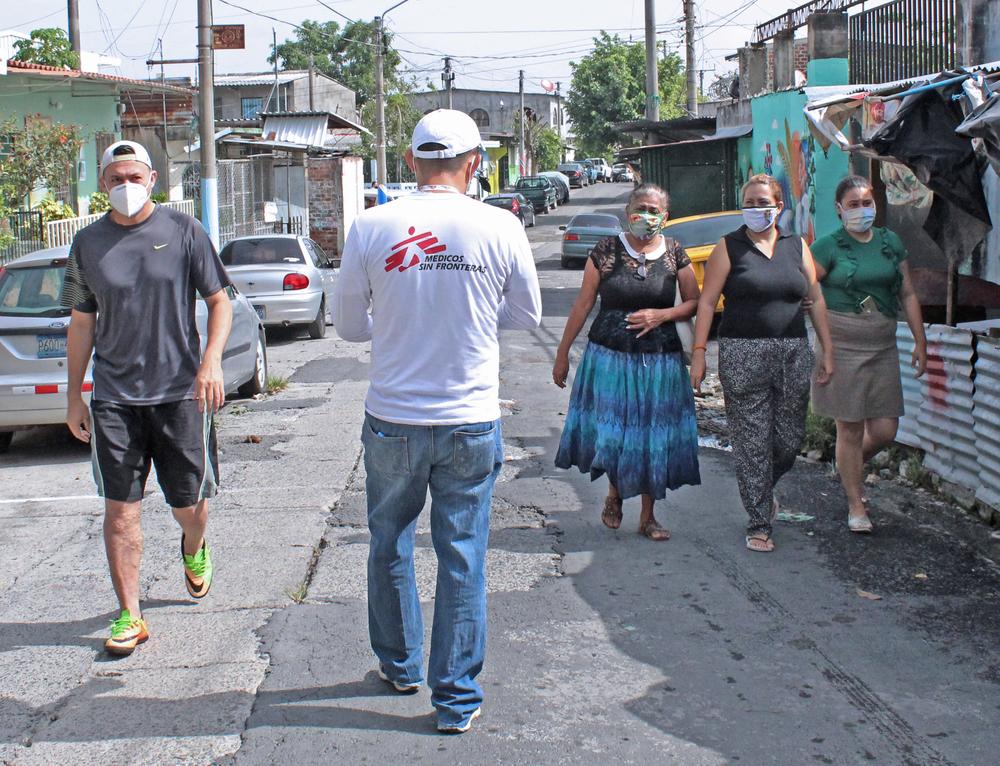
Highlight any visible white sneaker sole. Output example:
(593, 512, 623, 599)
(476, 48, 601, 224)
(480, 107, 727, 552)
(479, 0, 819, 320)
(438, 707, 481, 734)
(377, 666, 420, 694)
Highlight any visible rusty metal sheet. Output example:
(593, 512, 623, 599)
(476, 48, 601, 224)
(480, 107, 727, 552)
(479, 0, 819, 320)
(896, 323, 923, 448)
(973, 336, 1000, 509)
(919, 325, 978, 492)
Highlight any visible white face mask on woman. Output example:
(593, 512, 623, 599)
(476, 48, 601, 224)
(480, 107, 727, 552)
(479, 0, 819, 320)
(108, 181, 152, 218)
(741, 206, 778, 233)
(839, 205, 876, 233)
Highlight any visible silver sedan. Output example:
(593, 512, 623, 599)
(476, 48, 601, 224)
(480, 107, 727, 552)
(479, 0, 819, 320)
(0, 246, 267, 453)
(219, 235, 337, 339)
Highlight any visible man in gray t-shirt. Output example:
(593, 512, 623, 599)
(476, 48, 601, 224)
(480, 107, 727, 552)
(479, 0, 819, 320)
(60, 140, 233, 656)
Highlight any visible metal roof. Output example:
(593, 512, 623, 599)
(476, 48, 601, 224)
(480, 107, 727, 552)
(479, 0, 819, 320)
(214, 71, 309, 87)
(261, 111, 370, 140)
(3, 59, 194, 95)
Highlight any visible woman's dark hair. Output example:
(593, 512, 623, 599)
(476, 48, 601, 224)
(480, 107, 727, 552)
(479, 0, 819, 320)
(627, 183, 669, 210)
(835, 175, 874, 204)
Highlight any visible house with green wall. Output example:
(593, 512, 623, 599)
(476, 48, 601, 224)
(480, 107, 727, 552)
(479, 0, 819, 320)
(0, 59, 192, 214)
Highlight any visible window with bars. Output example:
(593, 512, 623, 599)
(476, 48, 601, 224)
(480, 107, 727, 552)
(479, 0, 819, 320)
(242, 97, 265, 120)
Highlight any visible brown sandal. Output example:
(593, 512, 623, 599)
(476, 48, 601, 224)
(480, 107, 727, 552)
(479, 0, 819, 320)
(601, 496, 623, 529)
(639, 519, 670, 541)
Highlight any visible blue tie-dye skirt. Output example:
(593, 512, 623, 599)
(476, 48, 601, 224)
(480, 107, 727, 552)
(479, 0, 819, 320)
(555, 341, 701, 499)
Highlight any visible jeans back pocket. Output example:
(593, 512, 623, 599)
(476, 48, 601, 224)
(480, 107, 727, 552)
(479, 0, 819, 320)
(362, 422, 411, 476)
(451, 426, 498, 481)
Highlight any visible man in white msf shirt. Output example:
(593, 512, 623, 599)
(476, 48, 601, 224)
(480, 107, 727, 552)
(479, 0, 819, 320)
(334, 109, 542, 734)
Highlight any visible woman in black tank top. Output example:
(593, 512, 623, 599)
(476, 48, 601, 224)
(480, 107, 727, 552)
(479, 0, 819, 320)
(689, 174, 835, 553)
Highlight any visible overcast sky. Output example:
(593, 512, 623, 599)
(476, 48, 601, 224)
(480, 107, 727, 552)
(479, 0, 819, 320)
(7, 0, 838, 95)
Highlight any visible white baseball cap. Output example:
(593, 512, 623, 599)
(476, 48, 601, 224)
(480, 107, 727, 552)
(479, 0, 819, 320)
(100, 140, 153, 173)
(411, 109, 483, 159)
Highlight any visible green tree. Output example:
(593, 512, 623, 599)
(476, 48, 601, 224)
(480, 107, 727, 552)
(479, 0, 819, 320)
(512, 114, 564, 174)
(565, 32, 686, 157)
(0, 116, 84, 210)
(272, 19, 405, 109)
(12, 28, 79, 69)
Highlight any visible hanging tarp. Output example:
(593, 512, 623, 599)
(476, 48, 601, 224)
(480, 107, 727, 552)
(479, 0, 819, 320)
(865, 73, 993, 259)
(956, 93, 1000, 177)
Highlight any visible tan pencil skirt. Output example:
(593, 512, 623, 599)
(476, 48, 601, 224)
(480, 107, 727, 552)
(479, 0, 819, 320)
(811, 309, 904, 422)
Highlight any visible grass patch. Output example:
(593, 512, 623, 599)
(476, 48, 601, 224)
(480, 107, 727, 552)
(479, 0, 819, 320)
(266, 375, 289, 395)
(285, 582, 308, 604)
(803, 407, 837, 461)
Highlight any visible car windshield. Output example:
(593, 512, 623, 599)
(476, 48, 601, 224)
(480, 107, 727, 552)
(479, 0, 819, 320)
(484, 197, 513, 208)
(557, 164, 581, 172)
(662, 213, 743, 248)
(516, 179, 546, 188)
(0, 264, 68, 317)
(570, 214, 621, 230)
(220, 238, 305, 266)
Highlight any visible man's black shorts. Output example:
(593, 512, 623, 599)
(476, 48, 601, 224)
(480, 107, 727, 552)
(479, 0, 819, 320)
(90, 399, 219, 508)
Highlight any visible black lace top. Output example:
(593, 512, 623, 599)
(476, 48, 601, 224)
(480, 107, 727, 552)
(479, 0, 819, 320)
(586, 234, 691, 354)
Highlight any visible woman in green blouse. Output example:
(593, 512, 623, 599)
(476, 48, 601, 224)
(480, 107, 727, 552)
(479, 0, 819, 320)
(810, 175, 927, 533)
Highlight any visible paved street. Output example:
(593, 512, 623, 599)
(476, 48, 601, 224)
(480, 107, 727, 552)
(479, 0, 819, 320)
(2, 182, 1000, 765)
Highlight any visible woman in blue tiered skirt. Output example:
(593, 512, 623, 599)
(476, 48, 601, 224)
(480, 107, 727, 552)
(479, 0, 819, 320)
(552, 184, 701, 540)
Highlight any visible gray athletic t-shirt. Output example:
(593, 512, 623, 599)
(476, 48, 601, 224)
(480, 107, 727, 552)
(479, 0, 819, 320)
(60, 205, 230, 405)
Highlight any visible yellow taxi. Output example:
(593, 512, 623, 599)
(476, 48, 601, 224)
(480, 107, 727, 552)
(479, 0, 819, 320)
(660, 210, 742, 312)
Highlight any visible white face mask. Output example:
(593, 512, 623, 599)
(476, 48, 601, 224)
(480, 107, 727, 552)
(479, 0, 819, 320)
(109, 181, 151, 218)
(742, 206, 779, 233)
(839, 205, 876, 233)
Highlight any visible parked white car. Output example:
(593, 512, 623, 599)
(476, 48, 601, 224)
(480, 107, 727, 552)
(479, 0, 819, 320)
(219, 235, 336, 339)
(0, 246, 268, 452)
(587, 157, 613, 182)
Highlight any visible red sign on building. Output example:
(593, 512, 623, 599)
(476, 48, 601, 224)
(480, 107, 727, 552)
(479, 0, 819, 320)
(212, 25, 245, 50)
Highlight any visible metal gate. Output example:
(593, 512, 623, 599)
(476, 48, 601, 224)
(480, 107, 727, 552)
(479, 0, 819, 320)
(638, 138, 739, 219)
(0, 211, 45, 265)
(182, 157, 275, 245)
(849, 0, 956, 84)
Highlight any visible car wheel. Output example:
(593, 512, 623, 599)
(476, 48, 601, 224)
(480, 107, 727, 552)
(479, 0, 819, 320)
(238, 329, 268, 398)
(560, 256, 571, 268)
(307, 299, 327, 339)
(0, 431, 12, 453)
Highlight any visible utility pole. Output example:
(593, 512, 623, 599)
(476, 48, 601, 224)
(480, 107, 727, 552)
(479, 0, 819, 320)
(518, 69, 526, 177)
(308, 53, 315, 110)
(197, 0, 219, 248)
(267, 29, 277, 113)
(375, 16, 387, 185)
(67, 0, 81, 62)
(442, 57, 455, 109)
(684, 0, 698, 116)
(556, 81, 565, 163)
(643, 0, 659, 139)
(697, 67, 715, 101)
(374, 1, 410, 186)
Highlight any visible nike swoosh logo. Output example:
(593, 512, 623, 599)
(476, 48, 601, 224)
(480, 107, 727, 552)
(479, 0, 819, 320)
(153, 243, 169, 250)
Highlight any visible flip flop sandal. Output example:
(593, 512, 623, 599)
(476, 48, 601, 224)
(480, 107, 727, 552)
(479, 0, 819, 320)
(601, 496, 623, 530)
(745, 534, 775, 553)
(639, 519, 671, 541)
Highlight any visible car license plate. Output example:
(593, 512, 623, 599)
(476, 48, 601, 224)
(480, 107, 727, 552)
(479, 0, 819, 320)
(37, 333, 67, 359)
(253, 305, 266, 320)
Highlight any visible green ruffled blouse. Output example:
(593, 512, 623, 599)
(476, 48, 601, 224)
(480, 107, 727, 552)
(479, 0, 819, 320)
(811, 227, 908, 318)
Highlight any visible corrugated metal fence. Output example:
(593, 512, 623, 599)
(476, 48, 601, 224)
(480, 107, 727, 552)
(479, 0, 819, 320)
(46, 200, 196, 247)
(896, 322, 1000, 510)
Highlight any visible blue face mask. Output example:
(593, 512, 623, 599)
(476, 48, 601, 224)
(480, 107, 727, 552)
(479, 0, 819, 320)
(840, 205, 876, 233)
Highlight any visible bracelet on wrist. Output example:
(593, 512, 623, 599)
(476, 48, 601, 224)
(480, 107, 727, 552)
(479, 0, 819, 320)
(693, 344, 707, 352)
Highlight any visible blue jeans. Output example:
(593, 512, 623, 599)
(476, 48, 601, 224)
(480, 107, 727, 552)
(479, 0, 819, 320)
(362, 412, 503, 725)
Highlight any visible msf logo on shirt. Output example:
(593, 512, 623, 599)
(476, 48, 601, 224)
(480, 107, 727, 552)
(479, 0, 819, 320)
(385, 226, 447, 273)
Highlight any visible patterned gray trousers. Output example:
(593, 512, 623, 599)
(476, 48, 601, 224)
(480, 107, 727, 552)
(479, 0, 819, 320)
(718, 337, 814, 536)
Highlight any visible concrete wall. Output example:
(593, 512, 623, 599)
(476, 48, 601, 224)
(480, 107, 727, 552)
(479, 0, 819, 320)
(0, 76, 119, 210)
(307, 155, 363, 256)
(408, 89, 561, 136)
(957, 0, 1000, 65)
(288, 76, 356, 118)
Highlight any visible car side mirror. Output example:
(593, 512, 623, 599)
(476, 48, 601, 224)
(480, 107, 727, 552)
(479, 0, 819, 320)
(558, 225, 566, 230)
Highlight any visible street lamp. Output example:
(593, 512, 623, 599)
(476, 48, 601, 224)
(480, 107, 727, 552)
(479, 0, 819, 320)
(375, 0, 411, 186)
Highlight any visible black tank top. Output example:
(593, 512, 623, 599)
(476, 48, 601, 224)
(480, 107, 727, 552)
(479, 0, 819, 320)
(718, 226, 808, 339)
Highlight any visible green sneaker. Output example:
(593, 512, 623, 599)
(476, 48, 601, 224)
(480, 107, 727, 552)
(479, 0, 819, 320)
(105, 609, 149, 655)
(182, 535, 214, 599)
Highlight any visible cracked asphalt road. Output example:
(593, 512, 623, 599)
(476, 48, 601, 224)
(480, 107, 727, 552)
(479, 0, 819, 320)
(3, 182, 1000, 765)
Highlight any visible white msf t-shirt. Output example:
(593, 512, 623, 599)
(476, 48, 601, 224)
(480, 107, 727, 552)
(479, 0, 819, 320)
(333, 191, 543, 425)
